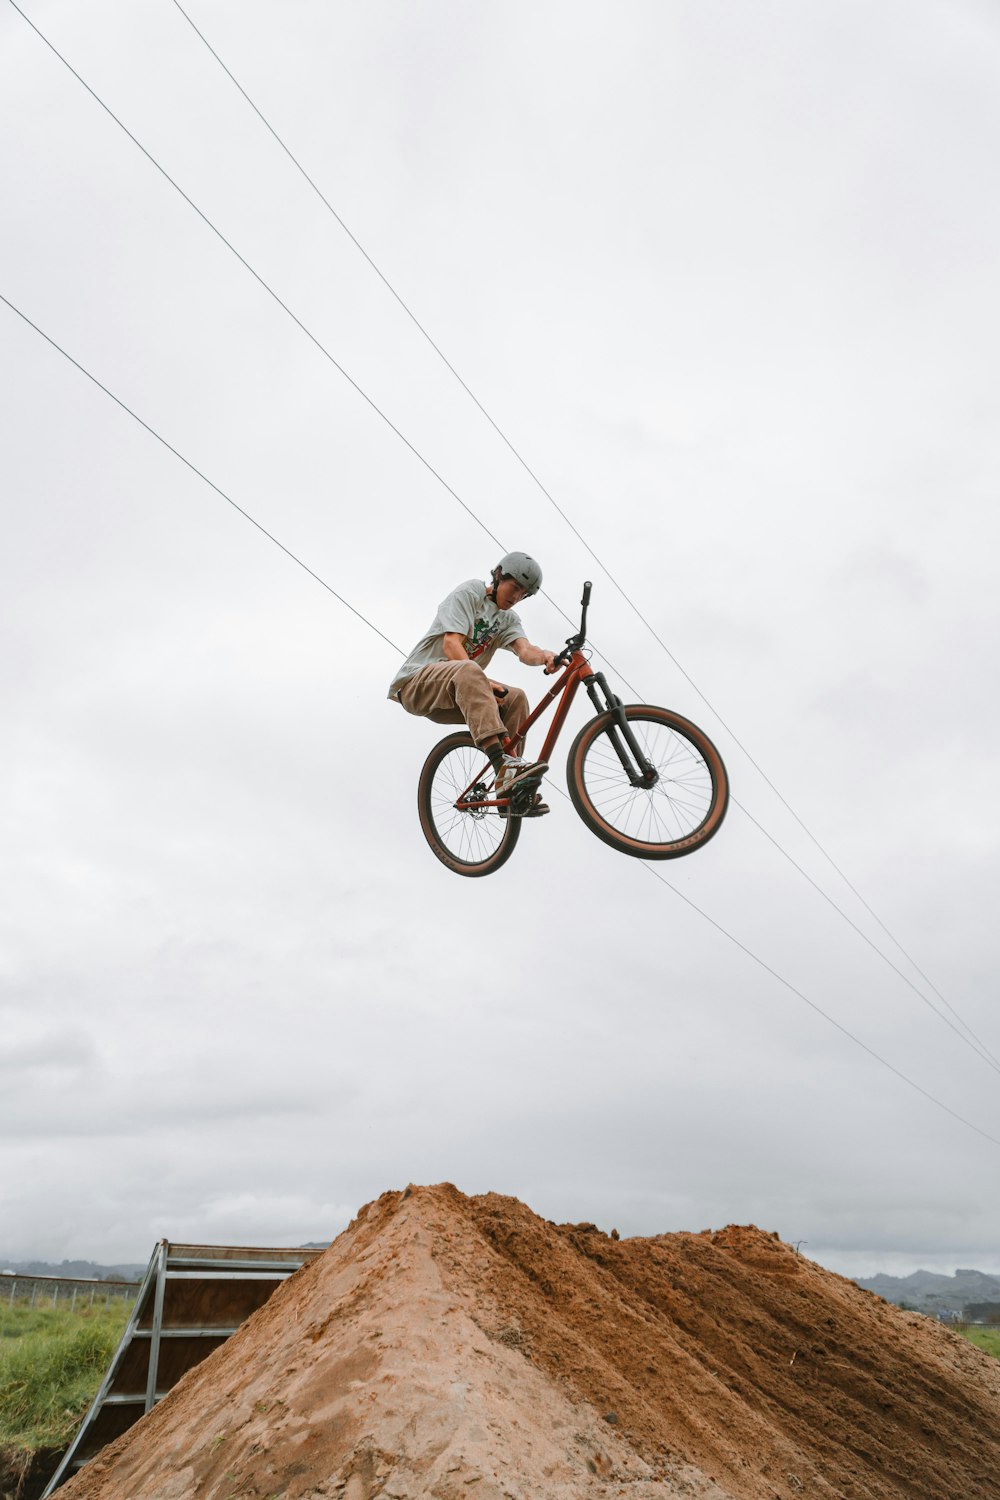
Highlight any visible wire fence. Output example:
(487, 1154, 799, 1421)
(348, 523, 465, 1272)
(1, 1275, 139, 1313)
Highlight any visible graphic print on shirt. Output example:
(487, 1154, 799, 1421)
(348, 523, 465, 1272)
(463, 616, 501, 660)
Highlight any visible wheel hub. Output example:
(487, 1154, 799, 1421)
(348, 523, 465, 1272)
(463, 780, 491, 819)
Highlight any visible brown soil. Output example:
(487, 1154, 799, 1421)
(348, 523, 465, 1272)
(59, 1185, 1000, 1499)
(0, 1444, 61, 1500)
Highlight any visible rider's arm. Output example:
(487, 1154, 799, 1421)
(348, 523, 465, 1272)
(511, 638, 556, 669)
(441, 633, 469, 662)
(443, 633, 505, 693)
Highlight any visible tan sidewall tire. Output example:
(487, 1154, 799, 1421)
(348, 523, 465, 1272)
(567, 705, 729, 859)
(418, 731, 522, 877)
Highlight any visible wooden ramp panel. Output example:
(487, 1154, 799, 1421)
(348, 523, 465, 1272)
(43, 1240, 321, 1495)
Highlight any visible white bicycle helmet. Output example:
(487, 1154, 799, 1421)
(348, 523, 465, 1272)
(494, 550, 542, 597)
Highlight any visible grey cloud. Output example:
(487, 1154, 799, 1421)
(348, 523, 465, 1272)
(2, 0, 999, 1271)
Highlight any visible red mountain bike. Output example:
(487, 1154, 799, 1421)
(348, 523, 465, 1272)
(417, 583, 729, 877)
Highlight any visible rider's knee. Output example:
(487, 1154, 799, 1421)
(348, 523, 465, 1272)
(455, 660, 493, 701)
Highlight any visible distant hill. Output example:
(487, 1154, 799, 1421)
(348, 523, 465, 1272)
(854, 1268, 1000, 1315)
(0, 1256, 146, 1281)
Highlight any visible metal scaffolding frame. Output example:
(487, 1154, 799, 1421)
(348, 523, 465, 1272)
(42, 1239, 321, 1495)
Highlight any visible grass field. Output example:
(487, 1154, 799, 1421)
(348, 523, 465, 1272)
(958, 1326, 1000, 1361)
(0, 1302, 131, 1450)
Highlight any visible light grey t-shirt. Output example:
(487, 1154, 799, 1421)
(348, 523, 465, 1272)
(388, 579, 525, 698)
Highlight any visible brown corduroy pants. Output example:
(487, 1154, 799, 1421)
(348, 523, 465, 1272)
(396, 660, 529, 749)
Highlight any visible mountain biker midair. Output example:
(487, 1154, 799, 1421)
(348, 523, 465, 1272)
(388, 552, 555, 814)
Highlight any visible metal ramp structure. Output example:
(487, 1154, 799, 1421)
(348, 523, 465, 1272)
(43, 1239, 322, 1495)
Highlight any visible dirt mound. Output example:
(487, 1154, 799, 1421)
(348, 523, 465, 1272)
(59, 1185, 1000, 1499)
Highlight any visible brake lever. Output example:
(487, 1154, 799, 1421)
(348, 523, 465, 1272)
(550, 635, 583, 672)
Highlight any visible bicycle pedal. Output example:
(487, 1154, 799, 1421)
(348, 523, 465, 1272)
(509, 783, 540, 816)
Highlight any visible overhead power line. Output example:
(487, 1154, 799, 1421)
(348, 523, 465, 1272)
(640, 859, 1000, 1152)
(0, 292, 401, 656)
(162, 0, 997, 1070)
(734, 799, 1000, 1076)
(11, 0, 993, 1080)
(14, 0, 996, 1090)
(11, 0, 995, 1092)
(6, 4, 503, 549)
(6, 283, 999, 1157)
(9, 0, 599, 641)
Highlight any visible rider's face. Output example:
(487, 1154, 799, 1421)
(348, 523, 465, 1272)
(495, 576, 529, 609)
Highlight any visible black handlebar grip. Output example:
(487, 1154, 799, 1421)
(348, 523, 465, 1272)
(582, 580, 592, 605)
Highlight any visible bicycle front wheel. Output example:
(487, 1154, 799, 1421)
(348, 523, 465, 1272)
(567, 705, 728, 859)
(418, 732, 521, 877)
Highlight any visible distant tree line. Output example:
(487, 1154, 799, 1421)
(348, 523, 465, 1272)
(964, 1303, 1000, 1326)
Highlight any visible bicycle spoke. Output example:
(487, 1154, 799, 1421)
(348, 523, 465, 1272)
(580, 716, 717, 848)
(422, 739, 513, 870)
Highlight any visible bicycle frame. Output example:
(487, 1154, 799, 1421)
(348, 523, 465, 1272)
(454, 650, 659, 812)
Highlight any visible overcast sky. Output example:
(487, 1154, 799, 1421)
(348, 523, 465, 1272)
(2, 0, 999, 1281)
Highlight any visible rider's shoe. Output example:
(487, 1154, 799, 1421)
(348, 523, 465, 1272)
(521, 795, 550, 818)
(496, 757, 548, 819)
(495, 755, 548, 795)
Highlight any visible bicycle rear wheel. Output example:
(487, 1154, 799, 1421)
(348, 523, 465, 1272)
(567, 705, 728, 859)
(418, 732, 521, 877)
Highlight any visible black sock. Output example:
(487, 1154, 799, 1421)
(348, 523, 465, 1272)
(485, 743, 504, 773)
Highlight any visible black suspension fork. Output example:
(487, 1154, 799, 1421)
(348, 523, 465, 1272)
(583, 673, 659, 788)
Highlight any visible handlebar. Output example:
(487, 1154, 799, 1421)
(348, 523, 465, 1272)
(547, 580, 592, 671)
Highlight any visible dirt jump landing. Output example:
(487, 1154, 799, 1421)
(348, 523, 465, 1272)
(59, 1184, 1000, 1500)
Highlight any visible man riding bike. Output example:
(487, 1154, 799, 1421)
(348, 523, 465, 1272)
(388, 552, 556, 815)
